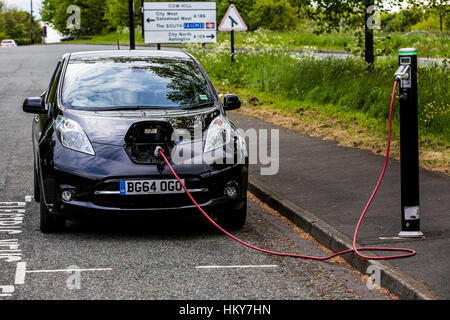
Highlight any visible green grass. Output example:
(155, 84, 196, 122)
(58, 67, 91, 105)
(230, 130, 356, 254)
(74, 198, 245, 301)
(186, 47, 449, 146)
(65, 28, 449, 58)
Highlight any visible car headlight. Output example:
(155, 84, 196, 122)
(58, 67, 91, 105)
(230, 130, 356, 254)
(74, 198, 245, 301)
(54, 116, 95, 155)
(204, 116, 232, 152)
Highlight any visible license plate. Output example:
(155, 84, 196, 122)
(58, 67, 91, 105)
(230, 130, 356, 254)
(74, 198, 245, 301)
(119, 179, 185, 195)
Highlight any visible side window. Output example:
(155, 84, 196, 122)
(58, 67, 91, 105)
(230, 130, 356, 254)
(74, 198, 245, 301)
(45, 60, 63, 105)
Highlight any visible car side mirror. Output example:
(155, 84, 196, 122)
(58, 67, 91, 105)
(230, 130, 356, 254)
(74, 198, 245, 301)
(23, 97, 46, 114)
(223, 94, 241, 111)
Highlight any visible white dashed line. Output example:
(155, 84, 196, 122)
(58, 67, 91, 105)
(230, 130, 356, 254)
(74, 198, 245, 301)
(196, 265, 278, 269)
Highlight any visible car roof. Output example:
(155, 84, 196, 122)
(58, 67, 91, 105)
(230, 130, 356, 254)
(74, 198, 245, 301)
(69, 50, 192, 61)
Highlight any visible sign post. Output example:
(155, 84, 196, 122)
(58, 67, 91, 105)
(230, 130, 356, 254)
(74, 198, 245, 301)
(218, 3, 247, 63)
(142, 1, 217, 45)
(129, 0, 135, 50)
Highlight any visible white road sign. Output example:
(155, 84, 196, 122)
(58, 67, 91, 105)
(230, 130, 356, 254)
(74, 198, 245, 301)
(218, 4, 247, 31)
(143, 1, 217, 44)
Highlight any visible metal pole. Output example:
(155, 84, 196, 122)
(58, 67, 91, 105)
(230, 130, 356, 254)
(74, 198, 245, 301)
(129, 0, 136, 50)
(397, 48, 423, 238)
(231, 29, 235, 62)
(30, 0, 34, 44)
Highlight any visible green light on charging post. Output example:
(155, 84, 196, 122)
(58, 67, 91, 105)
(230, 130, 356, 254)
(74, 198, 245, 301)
(398, 48, 418, 56)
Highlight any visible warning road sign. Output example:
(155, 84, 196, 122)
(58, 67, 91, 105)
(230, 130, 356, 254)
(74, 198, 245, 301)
(218, 4, 247, 31)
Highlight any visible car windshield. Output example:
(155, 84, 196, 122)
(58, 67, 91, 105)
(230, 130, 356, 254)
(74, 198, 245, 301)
(61, 55, 214, 110)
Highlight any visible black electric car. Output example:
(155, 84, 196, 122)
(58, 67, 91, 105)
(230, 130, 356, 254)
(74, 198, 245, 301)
(23, 50, 248, 233)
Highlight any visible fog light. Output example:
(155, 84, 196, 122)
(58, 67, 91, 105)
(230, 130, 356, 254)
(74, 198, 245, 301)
(61, 190, 74, 202)
(224, 182, 239, 199)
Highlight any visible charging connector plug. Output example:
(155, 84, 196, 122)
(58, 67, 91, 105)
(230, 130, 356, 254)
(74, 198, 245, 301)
(395, 65, 410, 82)
(154, 146, 163, 158)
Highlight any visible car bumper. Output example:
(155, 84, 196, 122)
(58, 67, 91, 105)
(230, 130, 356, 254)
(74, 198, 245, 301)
(42, 162, 248, 219)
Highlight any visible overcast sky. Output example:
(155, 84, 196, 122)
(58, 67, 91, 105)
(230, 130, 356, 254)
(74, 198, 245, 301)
(5, 0, 43, 17)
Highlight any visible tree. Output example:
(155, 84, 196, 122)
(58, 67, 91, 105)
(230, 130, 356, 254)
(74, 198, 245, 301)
(0, 0, 42, 44)
(312, 0, 397, 71)
(248, 0, 299, 31)
(41, 0, 107, 36)
(104, 0, 141, 30)
(421, 0, 449, 31)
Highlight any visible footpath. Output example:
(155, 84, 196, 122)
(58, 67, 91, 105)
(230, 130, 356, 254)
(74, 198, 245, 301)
(229, 112, 449, 300)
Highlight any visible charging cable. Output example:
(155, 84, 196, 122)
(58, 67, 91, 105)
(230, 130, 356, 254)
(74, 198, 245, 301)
(159, 80, 416, 261)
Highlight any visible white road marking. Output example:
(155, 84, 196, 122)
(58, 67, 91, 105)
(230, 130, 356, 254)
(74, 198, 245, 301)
(24, 196, 33, 203)
(14, 262, 112, 285)
(0, 202, 26, 208)
(195, 265, 278, 269)
(0, 285, 14, 297)
(26, 267, 113, 273)
(14, 262, 26, 285)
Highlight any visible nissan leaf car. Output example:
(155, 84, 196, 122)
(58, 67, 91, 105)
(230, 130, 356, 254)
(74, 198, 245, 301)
(23, 50, 248, 233)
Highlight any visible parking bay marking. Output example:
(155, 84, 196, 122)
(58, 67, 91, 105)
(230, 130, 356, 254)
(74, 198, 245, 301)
(15, 262, 112, 285)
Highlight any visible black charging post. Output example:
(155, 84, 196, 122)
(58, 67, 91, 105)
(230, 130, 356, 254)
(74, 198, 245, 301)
(395, 48, 423, 238)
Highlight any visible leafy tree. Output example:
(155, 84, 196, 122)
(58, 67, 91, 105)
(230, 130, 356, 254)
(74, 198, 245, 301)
(248, 0, 299, 31)
(419, 0, 449, 31)
(104, 0, 141, 30)
(0, 0, 42, 44)
(310, 0, 419, 71)
(41, 0, 107, 36)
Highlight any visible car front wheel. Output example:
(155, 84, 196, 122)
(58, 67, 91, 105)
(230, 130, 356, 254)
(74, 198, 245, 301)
(40, 193, 65, 233)
(218, 202, 247, 230)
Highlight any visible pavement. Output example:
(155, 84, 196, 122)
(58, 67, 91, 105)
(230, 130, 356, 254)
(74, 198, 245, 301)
(228, 112, 449, 300)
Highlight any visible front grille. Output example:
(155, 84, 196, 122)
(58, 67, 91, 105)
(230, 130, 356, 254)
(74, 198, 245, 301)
(92, 192, 210, 209)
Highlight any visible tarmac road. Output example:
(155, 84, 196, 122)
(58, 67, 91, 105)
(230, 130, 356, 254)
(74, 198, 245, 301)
(0, 44, 390, 300)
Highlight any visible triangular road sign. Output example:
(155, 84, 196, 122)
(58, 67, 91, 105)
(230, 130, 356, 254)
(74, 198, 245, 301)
(218, 4, 248, 31)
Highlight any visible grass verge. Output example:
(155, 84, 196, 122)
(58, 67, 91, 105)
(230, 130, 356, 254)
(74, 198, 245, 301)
(218, 84, 449, 175)
(65, 29, 449, 58)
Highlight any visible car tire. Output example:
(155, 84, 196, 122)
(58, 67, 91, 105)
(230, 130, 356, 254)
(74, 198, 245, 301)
(218, 201, 247, 230)
(40, 193, 65, 233)
(34, 164, 40, 202)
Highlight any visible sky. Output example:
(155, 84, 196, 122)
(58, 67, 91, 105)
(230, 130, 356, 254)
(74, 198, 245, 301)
(5, 0, 42, 16)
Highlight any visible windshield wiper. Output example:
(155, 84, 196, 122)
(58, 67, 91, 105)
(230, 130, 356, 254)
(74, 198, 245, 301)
(93, 106, 167, 111)
(180, 101, 215, 110)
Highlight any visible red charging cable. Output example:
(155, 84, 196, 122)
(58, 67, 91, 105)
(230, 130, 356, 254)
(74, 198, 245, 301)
(159, 80, 416, 261)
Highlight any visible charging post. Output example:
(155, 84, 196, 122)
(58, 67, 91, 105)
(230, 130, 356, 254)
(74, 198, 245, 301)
(395, 48, 423, 238)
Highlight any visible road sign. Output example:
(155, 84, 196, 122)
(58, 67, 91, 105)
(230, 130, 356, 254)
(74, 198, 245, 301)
(143, 1, 217, 44)
(218, 4, 247, 31)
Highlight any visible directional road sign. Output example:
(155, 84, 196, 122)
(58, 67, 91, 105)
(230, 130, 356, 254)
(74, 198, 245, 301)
(143, 1, 217, 44)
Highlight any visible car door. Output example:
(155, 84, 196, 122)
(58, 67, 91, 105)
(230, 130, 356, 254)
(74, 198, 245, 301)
(33, 58, 64, 163)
